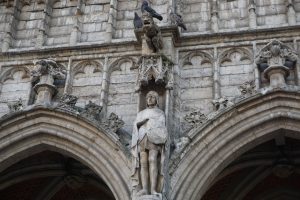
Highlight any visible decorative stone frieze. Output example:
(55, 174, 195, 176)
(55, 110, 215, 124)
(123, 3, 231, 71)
(256, 40, 298, 88)
(101, 112, 124, 133)
(184, 110, 208, 127)
(212, 97, 233, 111)
(7, 98, 24, 112)
(31, 59, 66, 104)
(142, 12, 163, 53)
(239, 80, 256, 98)
(136, 54, 174, 91)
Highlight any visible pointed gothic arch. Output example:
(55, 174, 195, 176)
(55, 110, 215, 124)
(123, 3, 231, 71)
(171, 90, 300, 200)
(0, 106, 131, 200)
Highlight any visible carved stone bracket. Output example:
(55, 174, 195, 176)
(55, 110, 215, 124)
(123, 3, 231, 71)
(7, 98, 24, 112)
(31, 59, 66, 104)
(184, 110, 208, 128)
(256, 40, 298, 87)
(101, 112, 125, 133)
(136, 54, 174, 91)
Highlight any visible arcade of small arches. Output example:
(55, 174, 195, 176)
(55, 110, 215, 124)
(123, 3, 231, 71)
(1, 89, 300, 200)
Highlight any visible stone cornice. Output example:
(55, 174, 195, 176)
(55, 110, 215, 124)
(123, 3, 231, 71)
(1, 25, 300, 60)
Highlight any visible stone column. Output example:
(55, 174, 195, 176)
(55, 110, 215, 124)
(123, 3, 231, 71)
(211, 0, 218, 33)
(31, 59, 66, 104)
(287, 0, 296, 26)
(256, 40, 298, 88)
(105, 0, 117, 43)
(248, 0, 257, 29)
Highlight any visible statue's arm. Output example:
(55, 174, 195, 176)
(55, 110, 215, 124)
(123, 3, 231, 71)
(137, 118, 149, 128)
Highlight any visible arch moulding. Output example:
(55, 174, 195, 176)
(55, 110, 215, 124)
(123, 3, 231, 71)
(0, 106, 131, 200)
(171, 89, 300, 200)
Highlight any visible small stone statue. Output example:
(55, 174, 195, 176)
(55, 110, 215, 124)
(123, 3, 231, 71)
(131, 91, 168, 199)
(142, 13, 163, 53)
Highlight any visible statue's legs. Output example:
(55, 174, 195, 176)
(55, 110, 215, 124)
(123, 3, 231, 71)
(140, 151, 149, 195)
(149, 149, 159, 194)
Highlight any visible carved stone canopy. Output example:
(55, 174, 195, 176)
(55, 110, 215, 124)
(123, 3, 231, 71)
(256, 40, 298, 72)
(136, 54, 174, 91)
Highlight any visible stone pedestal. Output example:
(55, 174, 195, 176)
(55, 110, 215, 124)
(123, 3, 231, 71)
(264, 65, 289, 88)
(34, 83, 57, 104)
(137, 194, 162, 200)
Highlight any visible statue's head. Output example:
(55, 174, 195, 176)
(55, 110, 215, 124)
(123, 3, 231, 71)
(146, 91, 159, 108)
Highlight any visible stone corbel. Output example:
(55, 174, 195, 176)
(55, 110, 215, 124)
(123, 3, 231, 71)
(135, 54, 174, 91)
(256, 40, 298, 88)
(31, 59, 66, 104)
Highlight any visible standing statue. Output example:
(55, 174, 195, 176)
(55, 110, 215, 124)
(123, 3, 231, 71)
(131, 91, 168, 199)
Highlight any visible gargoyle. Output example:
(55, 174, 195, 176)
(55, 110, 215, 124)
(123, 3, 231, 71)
(142, 12, 163, 52)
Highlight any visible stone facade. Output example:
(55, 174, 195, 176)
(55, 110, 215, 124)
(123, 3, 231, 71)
(1, 0, 300, 200)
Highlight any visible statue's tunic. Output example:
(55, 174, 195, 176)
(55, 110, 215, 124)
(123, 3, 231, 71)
(131, 106, 168, 192)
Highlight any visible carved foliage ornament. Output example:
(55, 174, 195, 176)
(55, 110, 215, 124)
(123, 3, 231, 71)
(80, 101, 102, 121)
(184, 110, 207, 127)
(136, 54, 174, 90)
(212, 96, 233, 111)
(7, 98, 24, 112)
(256, 40, 298, 71)
(101, 112, 125, 133)
(57, 93, 78, 111)
(239, 80, 256, 97)
(31, 59, 66, 83)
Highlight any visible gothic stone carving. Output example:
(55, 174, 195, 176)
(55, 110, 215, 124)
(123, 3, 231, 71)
(239, 81, 256, 98)
(131, 91, 168, 200)
(31, 59, 66, 104)
(136, 54, 174, 91)
(256, 40, 298, 87)
(80, 101, 102, 122)
(212, 97, 233, 111)
(57, 93, 78, 112)
(142, 12, 163, 53)
(173, 137, 190, 155)
(184, 110, 208, 128)
(101, 112, 125, 133)
(7, 98, 24, 112)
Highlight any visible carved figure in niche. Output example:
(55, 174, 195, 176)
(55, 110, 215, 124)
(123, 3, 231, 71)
(131, 91, 168, 198)
(142, 12, 163, 52)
